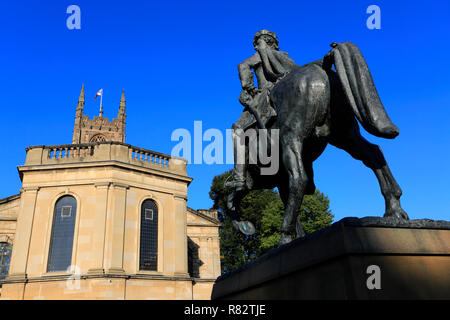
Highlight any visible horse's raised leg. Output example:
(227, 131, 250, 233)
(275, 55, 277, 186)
(226, 185, 256, 234)
(279, 138, 308, 245)
(331, 127, 409, 220)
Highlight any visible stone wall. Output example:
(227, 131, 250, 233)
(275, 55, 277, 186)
(0, 194, 20, 245)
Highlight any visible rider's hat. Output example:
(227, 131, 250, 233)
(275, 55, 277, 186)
(253, 30, 279, 50)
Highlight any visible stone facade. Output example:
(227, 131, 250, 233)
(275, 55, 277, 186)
(187, 208, 221, 280)
(0, 88, 221, 300)
(0, 195, 19, 246)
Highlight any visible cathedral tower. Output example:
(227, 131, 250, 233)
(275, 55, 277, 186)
(72, 86, 126, 144)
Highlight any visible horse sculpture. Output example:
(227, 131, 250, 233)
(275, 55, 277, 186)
(227, 41, 409, 245)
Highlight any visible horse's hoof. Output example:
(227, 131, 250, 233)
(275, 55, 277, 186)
(384, 209, 409, 220)
(238, 221, 256, 235)
(279, 234, 292, 246)
(232, 220, 241, 231)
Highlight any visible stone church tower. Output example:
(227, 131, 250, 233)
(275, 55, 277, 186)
(72, 85, 126, 144)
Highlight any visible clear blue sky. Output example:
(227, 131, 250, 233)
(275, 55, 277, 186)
(1, 0, 449, 222)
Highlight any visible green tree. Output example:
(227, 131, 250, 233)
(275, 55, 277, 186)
(209, 170, 334, 273)
(260, 189, 333, 252)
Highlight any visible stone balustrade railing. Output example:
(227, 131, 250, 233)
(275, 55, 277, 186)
(129, 146, 170, 167)
(197, 209, 219, 221)
(24, 142, 187, 175)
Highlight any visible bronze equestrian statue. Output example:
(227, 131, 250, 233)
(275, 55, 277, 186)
(225, 30, 409, 245)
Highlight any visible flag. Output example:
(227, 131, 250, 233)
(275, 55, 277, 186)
(93, 89, 103, 100)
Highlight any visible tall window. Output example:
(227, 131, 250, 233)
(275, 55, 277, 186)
(47, 195, 77, 272)
(0, 242, 12, 280)
(140, 199, 158, 271)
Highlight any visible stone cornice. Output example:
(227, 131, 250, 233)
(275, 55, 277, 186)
(0, 273, 218, 285)
(19, 179, 183, 197)
(19, 187, 40, 193)
(0, 193, 21, 204)
(17, 160, 193, 184)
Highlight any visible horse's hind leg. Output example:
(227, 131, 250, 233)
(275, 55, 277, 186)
(331, 127, 409, 220)
(279, 137, 309, 245)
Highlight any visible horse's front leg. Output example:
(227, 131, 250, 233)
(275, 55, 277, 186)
(226, 186, 244, 225)
(278, 180, 306, 240)
(279, 139, 308, 245)
(226, 184, 256, 235)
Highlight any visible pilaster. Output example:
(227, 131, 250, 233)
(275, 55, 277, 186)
(174, 194, 188, 276)
(87, 182, 110, 274)
(7, 187, 39, 280)
(104, 183, 129, 274)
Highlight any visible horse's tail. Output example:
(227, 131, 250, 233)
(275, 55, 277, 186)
(324, 42, 399, 139)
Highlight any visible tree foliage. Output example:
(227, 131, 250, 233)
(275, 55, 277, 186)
(260, 189, 333, 251)
(209, 170, 334, 273)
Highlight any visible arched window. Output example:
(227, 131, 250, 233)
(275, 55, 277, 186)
(90, 134, 107, 142)
(47, 195, 77, 272)
(0, 242, 12, 280)
(140, 199, 158, 271)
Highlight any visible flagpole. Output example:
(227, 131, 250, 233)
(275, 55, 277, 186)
(99, 89, 103, 117)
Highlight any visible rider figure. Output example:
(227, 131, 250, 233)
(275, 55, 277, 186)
(226, 30, 299, 191)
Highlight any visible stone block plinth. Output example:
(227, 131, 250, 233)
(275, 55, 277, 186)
(212, 217, 450, 300)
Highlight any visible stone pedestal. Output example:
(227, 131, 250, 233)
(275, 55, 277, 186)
(212, 217, 450, 300)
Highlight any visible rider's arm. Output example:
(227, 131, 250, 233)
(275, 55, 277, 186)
(238, 53, 261, 91)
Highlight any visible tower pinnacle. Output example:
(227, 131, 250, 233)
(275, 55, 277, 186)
(73, 84, 85, 144)
(77, 84, 85, 110)
(118, 90, 126, 119)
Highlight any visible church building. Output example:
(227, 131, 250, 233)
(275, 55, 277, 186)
(0, 86, 221, 299)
